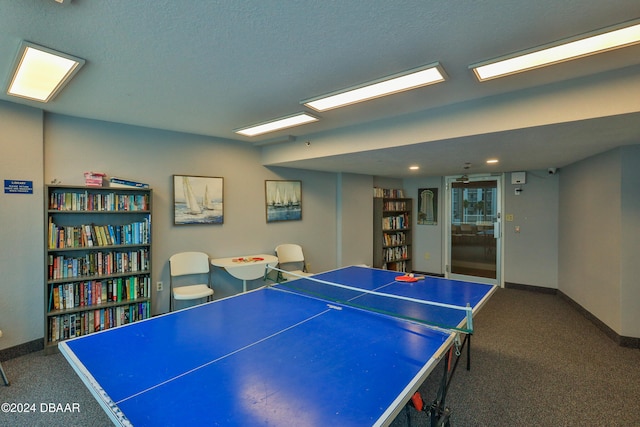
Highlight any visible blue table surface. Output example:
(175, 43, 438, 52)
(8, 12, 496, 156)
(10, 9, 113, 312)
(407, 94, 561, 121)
(60, 266, 495, 426)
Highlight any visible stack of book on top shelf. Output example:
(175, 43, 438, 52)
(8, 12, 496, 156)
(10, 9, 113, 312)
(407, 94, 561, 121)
(373, 187, 405, 198)
(108, 176, 149, 188)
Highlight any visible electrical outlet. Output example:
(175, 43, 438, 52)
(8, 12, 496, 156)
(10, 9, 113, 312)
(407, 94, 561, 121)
(156, 281, 163, 291)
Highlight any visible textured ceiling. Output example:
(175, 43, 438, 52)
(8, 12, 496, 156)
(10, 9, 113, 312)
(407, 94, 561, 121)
(1, 1, 639, 177)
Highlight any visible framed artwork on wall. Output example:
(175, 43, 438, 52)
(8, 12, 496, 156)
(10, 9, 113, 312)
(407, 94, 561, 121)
(418, 188, 438, 225)
(265, 180, 302, 222)
(173, 175, 224, 225)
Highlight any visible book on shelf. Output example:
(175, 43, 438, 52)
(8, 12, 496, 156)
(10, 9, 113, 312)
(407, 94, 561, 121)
(109, 177, 149, 188)
(373, 187, 405, 198)
(48, 276, 151, 312)
(47, 301, 151, 343)
(48, 219, 151, 249)
(45, 185, 152, 351)
(382, 213, 409, 230)
(49, 189, 149, 211)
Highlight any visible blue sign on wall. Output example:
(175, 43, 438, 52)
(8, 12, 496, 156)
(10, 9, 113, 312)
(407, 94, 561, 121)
(4, 180, 33, 194)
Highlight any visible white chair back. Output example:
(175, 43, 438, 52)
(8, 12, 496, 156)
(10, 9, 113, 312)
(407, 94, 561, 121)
(169, 252, 210, 277)
(275, 244, 305, 264)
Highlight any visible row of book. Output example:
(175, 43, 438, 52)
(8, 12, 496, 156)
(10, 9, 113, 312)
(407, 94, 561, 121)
(49, 190, 149, 212)
(48, 249, 149, 280)
(382, 231, 407, 247)
(373, 187, 405, 198)
(48, 276, 151, 311)
(383, 200, 409, 211)
(382, 213, 409, 231)
(47, 302, 150, 343)
(383, 246, 409, 263)
(382, 261, 409, 272)
(48, 218, 150, 249)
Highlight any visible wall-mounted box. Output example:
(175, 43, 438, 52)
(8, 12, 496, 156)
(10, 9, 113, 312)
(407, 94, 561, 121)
(511, 171, 526, 184)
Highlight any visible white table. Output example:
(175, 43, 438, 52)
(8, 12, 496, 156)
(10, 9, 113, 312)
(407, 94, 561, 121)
(210, 254, 278, 292)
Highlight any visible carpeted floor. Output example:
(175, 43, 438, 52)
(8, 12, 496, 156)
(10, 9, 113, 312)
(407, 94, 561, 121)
(392, 288, 640, 426)
(1, 287, 639, 426)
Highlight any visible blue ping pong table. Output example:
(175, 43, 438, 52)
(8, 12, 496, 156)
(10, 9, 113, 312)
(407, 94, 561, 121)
(59, 265, 496, 426)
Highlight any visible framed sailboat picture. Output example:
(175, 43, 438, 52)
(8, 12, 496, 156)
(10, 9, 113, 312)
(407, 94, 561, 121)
(265, 180, 302, 222)
(173, 175, 224, 225)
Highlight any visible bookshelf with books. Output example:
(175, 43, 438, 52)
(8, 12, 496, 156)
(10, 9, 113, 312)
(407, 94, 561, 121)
(373, 189, 412, 272)
(44, 185, 152, 353)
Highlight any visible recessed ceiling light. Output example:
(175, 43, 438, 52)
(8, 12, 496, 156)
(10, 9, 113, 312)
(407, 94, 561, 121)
(235, 113, 319, 137)
(7, 41, 85, 102)
(470, 19, 640, 81)
(409, 165, 420, 170)
(302, 63, 447, 112)
(486, 159, 499, 164)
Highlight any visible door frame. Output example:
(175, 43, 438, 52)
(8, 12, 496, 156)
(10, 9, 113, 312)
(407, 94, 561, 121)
(443, 174, 504, 287)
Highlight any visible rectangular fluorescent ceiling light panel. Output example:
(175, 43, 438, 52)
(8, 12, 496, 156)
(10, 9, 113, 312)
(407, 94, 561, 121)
(471, 19, 640, 81)
(235, 113, 318, 137)
(7, 41, 85, 102)
(303, 63, 447, 112)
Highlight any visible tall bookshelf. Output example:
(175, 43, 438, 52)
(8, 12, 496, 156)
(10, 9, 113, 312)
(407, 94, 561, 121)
(373, 189, 412, 272)
(44, 185, 152, 353)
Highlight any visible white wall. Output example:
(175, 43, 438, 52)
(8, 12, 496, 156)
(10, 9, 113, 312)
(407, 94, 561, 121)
(0, 101, 44, 349)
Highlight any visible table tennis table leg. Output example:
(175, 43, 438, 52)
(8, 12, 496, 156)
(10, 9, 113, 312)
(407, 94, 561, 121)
(466, 334, 471, 371)
(0, 360, 9, 386)
(420, 334, 475, 426)
(431, 348, 454, 426)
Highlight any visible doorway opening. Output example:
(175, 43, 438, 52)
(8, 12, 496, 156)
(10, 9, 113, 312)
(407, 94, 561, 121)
(445, 175, 502, 286)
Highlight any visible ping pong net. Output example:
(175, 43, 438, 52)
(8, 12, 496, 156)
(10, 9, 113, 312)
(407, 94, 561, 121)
(265, 266, 474, 334)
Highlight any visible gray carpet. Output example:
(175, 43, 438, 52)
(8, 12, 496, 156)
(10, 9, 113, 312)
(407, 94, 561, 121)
(392, 288, 640, 426)
(1, 288, 639, 426)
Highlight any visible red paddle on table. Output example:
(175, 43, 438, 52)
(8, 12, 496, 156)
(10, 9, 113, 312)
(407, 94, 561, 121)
(395, 274, 425, 282)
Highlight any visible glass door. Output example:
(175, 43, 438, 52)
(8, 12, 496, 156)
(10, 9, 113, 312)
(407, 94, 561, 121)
(445, 175, 502, 286)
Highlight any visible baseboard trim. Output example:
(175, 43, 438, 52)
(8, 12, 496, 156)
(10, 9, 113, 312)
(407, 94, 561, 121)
(503, 283, 638, 348)
(557, 291, 640, 349)
(0, 338, 44, 362)
(505, 281, 558, 295)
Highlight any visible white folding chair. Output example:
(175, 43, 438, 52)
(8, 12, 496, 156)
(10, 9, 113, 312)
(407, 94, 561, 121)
(275, 244, 313, 281)
(169, 252, 214, 311)
(0, 330, 9, 386)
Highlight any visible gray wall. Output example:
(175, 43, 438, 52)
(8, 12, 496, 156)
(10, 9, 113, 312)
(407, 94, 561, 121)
(0, 102, 43, 349)
(403, 176, 445, 274)
(1, 99, 637, 350)
(502, 171, 559, 288)
(559, 145, 640, 337)
(620, 146, 640, 338)
(559, 149, 622, 332)
(405, 172, 559, 289)
(338, 173, 374, 267)
(43, 114, 346, 313)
